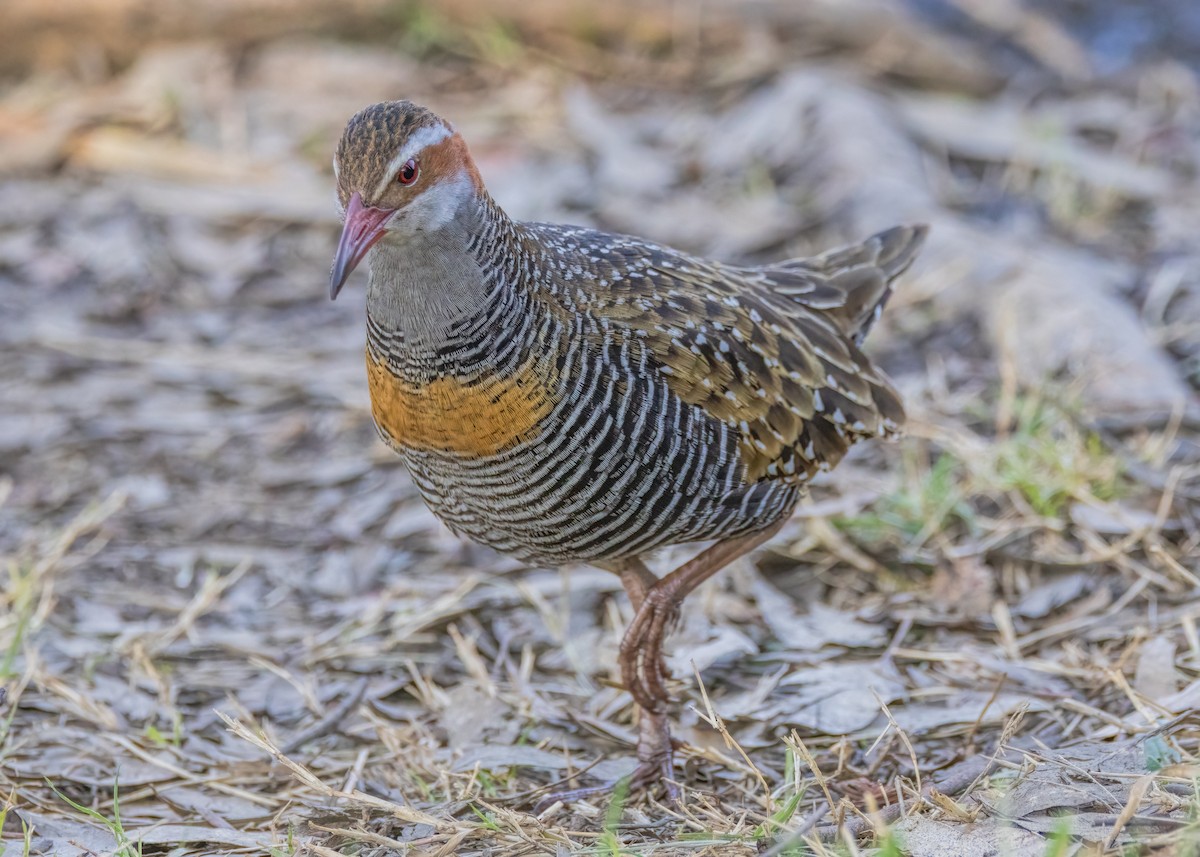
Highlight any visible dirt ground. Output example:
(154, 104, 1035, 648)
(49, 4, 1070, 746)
(1, 1, 1199, 855)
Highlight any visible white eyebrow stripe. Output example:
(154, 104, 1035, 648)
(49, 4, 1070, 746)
(372, 123, 453, 199)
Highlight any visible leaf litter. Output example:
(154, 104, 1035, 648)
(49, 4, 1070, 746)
(1, 1, 1199, 855)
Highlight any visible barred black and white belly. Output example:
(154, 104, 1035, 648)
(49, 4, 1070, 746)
(381, 321, 799, 565)
(399, 407, 797, 565)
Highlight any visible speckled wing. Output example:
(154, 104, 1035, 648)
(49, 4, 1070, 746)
(527, 222, 926, 484)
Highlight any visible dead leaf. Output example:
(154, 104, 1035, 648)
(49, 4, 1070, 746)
(761, 662, 906, 734)
(1134, 636, 1180, 704)
(1104, 773, 1155, 847)
(892, 814, 1046, 857)
(753, 578, 887, 651)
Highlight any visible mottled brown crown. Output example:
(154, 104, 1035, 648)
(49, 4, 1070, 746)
(334, 100, 448, 208)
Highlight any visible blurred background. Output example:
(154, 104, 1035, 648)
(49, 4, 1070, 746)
(1, 1, 1199, 855)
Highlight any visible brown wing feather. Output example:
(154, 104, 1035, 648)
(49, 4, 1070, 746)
(526, 222, 925, 483)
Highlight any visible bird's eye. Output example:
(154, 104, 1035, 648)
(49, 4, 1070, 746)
(396, 158, 419, 186)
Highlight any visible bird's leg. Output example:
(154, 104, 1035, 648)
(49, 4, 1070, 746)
(605, 558, 680, 802)
(534, 557, 674, 810)
(630, 702, 678, 802)
(540, 696, 681, 806)
(536, 528, 783, 810)
(533, 703, 679, 811)
(619, 521, 785, 714)
(603, 556, 658, 612)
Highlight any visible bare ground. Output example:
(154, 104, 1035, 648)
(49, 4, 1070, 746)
(2, 2, 1200, 855)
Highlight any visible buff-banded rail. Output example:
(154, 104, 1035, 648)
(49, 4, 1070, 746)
(329, 100, 926, 806)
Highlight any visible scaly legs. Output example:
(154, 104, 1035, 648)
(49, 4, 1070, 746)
(535, 556, 670, 809)
(538, 523, 784, 808)
(618, 521, 785, 716)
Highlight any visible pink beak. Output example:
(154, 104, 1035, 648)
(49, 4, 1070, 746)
(329, 192, 395, 300)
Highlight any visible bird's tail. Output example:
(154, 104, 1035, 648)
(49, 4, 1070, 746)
(779, 224, 929, 344)
(836, 224, 928, 344)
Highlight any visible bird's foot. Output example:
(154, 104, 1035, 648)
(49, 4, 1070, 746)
(619, 586, 681, 711)
(531, 757, 676, 813)
(533, 708, 679, 812)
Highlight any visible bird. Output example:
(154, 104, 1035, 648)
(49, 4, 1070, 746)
(328, 100, 926, 805)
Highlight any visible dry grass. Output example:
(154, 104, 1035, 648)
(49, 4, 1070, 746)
(1, 2, 1199, 855)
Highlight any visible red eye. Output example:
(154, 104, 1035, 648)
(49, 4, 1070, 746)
(396, 158, 419, 186)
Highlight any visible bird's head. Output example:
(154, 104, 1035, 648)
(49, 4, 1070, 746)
(329, 100, 483, 299)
